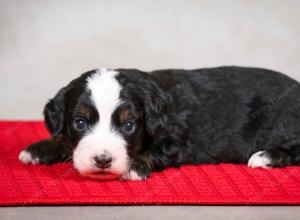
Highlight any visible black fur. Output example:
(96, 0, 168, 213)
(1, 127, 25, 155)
(21, 66, 300, 180)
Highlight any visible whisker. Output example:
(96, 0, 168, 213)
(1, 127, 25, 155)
(63, 155, 73, 163)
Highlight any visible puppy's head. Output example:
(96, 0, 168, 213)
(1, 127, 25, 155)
(44, 68, 167, 179)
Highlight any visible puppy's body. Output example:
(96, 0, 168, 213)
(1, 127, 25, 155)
(19, 67, 300, 180)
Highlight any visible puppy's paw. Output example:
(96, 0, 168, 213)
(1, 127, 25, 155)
(248, 151, 272, 169)
(18, 150, 40, 164)
(120, 170, 148, 181)
(18, 139, 70, 165)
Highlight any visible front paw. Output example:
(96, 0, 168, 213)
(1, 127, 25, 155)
(18, 139, 70, 165)
(119, 159, 151, 181)
(119, 170, 149, 181)
(19, 150, 40, 164)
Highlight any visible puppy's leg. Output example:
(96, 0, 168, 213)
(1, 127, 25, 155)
(248, 147, 300, 169)
(19, 139, 71, 165)
(120, 156, 152, 181)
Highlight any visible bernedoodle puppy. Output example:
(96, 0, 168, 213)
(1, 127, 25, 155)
(19, 67, 300, 180)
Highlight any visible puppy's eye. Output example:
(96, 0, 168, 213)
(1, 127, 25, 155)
(73, 117, 88, 131)
(122, 120, 135, 134)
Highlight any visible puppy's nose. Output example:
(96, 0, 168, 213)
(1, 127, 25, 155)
(94, 154, 112, 169)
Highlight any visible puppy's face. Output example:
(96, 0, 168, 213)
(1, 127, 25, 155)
(44, 69, 147, 178)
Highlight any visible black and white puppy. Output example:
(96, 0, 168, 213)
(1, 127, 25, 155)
(19, 67, 300, 180)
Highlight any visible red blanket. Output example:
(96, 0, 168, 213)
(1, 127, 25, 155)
(1, 121, 300, 206)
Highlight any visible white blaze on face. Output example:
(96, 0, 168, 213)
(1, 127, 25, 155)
(73, 68, 128, 177)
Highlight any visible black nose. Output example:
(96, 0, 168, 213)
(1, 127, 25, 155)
(94, 154, 112, 169)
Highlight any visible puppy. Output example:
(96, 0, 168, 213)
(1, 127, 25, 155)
(19, 67, 300, 180)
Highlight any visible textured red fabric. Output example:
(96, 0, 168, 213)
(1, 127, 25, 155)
(1, 121, 300, 206)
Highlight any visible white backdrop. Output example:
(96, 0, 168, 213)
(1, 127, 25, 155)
(0, 0, 299, 119)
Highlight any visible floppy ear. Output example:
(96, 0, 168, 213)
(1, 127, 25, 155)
(144, 97, 168, 138)
(140, 76, 171, 139)
(43, 87, 67, 139)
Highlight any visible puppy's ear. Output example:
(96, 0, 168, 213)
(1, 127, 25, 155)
(43, 87, 67, 139)
(144, 97, 168, 139)
(140, 76, 170, 139)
